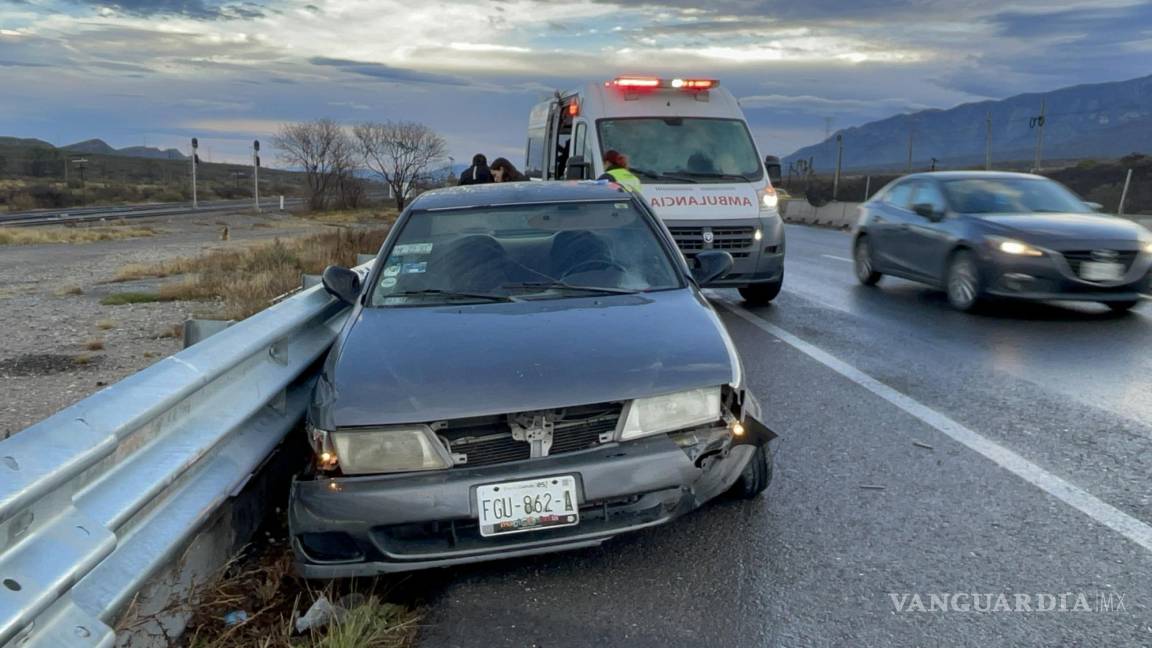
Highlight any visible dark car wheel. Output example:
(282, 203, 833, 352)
(1105, 300, 1139, 313)
(946, 250, 983, 312)
(730, 444, 773, 499)
(853, 236, 882, 286)
(739, 278, 782, 305)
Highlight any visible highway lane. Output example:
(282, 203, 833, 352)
(415, 224, 1152, 647)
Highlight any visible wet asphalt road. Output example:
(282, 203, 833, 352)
(416, 224, 1152, 647)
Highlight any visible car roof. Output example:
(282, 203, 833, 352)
(410, 181, 634, 211)
(900, 171, 1049, 182)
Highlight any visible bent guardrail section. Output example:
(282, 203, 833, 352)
(0, 265, 370, 647)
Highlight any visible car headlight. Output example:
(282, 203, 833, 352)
(990, 237, 1043, 257)
(618, 387, 723, 441)
(330, 426, 451, 474)
(760, 186, 779, 211)
(1143, 241, 1152, 254)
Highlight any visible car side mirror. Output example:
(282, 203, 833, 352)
(764, 155, 782, 186)
(321, 265, 362, 305)
(913, 203, 944, 221)
(691, 250, 734, 285)
(1084, 201, 1103, 212)
(565, 156, 590, 180)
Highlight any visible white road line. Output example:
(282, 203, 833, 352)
(821, 254, 853, 262)
(714, 297, 1152, 554)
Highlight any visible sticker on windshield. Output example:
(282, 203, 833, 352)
(615, 202, 629, 209)
(383, 264, 401, 277)
(382, 297, 408, 306)
(393, 243, 433, 255)
(380, 277, 397, 288)
(401, 261, 427, 274)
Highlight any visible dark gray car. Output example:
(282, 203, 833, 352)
(289, 181, 775, 577)
(853, 171, 1152, 312)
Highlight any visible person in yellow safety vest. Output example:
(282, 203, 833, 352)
(598, 150, 642, 192)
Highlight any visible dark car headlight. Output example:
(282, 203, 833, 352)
(309, 423, 452, 475)
(617, 387, 722, 441)
(987, 236, 1044, 257)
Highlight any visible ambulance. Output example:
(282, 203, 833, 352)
(526, 76, 785, 304)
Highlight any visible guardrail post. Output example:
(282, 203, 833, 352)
(182, 319, 235, 349)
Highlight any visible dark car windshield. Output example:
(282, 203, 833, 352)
(368, 200, 683, 306)
(942, 177, 1092, 215)
(597, 118, 763, 184)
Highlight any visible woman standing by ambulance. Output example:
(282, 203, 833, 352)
(597, 150, 642, 192)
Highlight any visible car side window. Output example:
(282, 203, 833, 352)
(884, 182, 914, 209)
(911, 181, 948, 213)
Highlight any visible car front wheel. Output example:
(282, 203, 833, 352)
(946, 249, 983, 312)
(739, 278, 782, 305)
(730, 444, 773, 499)
(854, 236, 882, 285)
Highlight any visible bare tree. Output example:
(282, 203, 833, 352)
(275, 119, 353, 210)
(353, 121, 447, 210)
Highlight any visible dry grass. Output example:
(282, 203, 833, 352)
(119, 227, 389, 320)
(158, 323, 184, 339)
(302, 208, 398, 225)
(179, 546, 417, 648)
(97, 319, 117, 330)
(84, 338, 106, 351)
(56, 285, 84, 296)
(73, 353, 92, 366)
(0, 225, 156, 246)
(101, 291, 174, 306)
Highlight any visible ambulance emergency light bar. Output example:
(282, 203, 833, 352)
(608, 77, 718, 90)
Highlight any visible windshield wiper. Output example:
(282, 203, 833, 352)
(630, 168, 698, 184)
(503, 281, 640, 295)
(677, 171, 753, 182)
(387, 289, 517, 303)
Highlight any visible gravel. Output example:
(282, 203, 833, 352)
(0, 210, 332, 439)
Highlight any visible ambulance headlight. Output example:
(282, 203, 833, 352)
(760, 187, 779, 210)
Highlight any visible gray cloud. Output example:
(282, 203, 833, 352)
(309, 57, 472, 87)
(67, 0, 266, 19)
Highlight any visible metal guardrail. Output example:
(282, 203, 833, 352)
(0, 264, 370, 647)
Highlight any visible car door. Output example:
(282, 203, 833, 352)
(903, 179, 956, 282)
(868, 180, 917, 274)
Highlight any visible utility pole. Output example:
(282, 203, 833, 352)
(1031, 98, 1046, 172)
(832, 133, 844, 200)
(73, 158, 88, 205)
(1118, 168, 1133, 216)
(985, 112, 992, 170)
(906, 118, 915, 174)
(191, 137, 199, 209)
(253, 139, 261, 213)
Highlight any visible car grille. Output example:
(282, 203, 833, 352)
(668, 227, 754, 258)
(1060, 250, 1138, 275)
(440, 403, 622, 468)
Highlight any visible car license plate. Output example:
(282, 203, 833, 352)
(476, 475, 579, 537)
(1080, 261, 1124, 282)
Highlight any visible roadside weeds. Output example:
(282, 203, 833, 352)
(0, 224, 156, 245)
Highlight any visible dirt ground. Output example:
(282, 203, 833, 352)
(0, 209, 338, 439)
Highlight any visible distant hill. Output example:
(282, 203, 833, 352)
(62, 138, 187, 161)
(784, 74, 1152, 172)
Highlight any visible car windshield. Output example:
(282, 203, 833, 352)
(367, 200, 683, 306)
(597, 118, 763, 184)
(941, 177, 1093, 215)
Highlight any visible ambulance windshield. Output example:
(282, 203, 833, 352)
(597, 118, 763, 184)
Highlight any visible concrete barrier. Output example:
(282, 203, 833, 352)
(782, 200, 861, 229)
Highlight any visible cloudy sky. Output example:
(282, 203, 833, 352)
(1, 0, 1149, 166)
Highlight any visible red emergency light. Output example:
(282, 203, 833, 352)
(607, 77, 718, 91)
(567, 99, 580, 116)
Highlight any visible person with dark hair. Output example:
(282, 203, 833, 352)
(458, 153, 494, 185)
(490, 158, 526, 183)
(597, 150, 641, 192)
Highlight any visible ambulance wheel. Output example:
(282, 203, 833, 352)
(738, 279, 782, 305)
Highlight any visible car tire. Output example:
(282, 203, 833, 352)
(730, 443, 773, 499)
(945, 249, 983, 312)
(853, 236, 882, 286)
(739, 278, 783, 305)
(1105, 300, 1139, 313)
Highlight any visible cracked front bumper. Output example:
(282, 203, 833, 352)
(289, 434, 757, 577)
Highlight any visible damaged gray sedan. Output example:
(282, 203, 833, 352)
(290, 181, 775, 577)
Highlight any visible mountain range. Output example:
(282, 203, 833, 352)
(61, 138, 187, 161)
(784, 74, 1152, 172)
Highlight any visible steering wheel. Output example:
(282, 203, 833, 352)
(560, 258, 628, 278)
